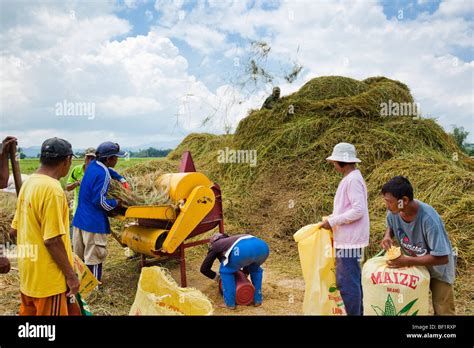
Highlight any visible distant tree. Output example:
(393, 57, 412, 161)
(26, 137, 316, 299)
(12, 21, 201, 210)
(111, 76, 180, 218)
(128, 147, 172, 158)
(16, 147, 26, 159)
(466, 146, 474, 156)
(451, 126, 468, 148)
(450, 126, 473, 155)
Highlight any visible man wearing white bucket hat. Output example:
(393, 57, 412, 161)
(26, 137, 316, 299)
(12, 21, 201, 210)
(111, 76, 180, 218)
(321, 142, 370, 315)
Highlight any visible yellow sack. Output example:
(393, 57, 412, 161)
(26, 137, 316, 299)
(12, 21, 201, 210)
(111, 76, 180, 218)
(130, 266, 213, 316)
(72, 253, 99, 299)
(293, 224, 346, 315)
(362, 251, 430, 316)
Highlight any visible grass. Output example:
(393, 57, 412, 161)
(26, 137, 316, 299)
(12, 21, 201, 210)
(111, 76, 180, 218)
(13, 157, 153, 174)
(9, 157, 157, 188)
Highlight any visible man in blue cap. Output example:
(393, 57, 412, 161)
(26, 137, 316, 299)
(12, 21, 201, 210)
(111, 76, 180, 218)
(72, 142, 128, 285)
(66, 147, 130, 218)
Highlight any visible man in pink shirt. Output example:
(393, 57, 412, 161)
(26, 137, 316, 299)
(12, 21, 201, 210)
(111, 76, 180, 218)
(321, 142, 370, 315)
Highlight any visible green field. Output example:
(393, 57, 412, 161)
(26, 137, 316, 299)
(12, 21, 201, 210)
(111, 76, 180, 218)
(10, 157, 156, 188)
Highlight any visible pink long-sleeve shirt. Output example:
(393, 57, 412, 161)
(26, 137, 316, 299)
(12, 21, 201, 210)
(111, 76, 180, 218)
(327, 169, 370, 249)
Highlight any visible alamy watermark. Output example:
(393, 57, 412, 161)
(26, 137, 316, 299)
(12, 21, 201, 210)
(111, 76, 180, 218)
(18, 322, 55, 341)
(1, 242, 38, 262)
(55, 99, 95, 120)
(380, 100, 421, 118)
(217, 147, 257, 167)
(324, 244, 366, 261)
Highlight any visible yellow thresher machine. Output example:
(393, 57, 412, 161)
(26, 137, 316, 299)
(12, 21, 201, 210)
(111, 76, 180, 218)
(117, 151, 224, 287)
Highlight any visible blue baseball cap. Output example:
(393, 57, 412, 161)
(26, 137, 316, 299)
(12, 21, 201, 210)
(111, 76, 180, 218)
(96, 141, 127, 158)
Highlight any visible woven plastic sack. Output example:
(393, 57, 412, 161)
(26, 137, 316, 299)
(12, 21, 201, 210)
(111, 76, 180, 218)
(130, 266, 214, 315)
(362, 251, 430, 316)
(293, 224, 346, 315)
(73, 253, 99, 299)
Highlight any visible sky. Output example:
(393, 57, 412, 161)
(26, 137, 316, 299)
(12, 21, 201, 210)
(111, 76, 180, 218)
(0, 0, 473, 149)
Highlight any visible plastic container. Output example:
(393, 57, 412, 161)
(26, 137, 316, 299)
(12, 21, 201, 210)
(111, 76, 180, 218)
(219, 270, 255, 306)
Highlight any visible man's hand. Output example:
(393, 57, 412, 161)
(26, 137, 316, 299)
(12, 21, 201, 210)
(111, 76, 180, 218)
(320, 219, 332, 231)
(116, 199, 128, 209)
(380, 235, 393, 250)
(381, 227, 394, 250)
(0, 256, 10, 274)
(214, 274, 221, 284)
(66, 180, 80, 192)
(66, 274, 80, 296)
(122, 181, 131, 191)
(9, 228, 17, 245)
(387, 254, 412, 268)
(1, 136, 17, 156)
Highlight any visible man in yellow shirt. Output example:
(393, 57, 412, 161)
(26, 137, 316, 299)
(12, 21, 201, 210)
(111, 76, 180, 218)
(11, 137, 80, 315)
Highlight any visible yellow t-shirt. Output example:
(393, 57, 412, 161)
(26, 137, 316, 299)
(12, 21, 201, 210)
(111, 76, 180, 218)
(11, 173, 73, 298)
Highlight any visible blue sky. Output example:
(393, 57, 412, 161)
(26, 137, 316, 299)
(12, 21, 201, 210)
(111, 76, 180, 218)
(116, 0, 472, 83)
(0, 0, 473, 148)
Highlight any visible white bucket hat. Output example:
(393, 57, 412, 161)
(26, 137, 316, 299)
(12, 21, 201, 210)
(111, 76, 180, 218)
(326, 142, 361, 163)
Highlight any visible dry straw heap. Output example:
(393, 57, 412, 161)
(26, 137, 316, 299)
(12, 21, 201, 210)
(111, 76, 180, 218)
(167, 75, 473, 275)
(107, 159, 178, 207)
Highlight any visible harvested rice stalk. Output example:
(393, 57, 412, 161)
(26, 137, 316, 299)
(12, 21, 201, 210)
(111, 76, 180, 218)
(0, 192, 16, 244)
(107, 174, 172, 207)
(108, 179, 142, 206)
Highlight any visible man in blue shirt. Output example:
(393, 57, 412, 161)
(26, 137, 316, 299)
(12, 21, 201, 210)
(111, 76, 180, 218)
(380, 176, 456, 315)
(72, 142, 128, 284)
(66, 147, 129, 217)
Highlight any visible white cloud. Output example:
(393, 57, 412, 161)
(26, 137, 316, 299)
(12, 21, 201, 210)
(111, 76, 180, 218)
(145, 9, 154, 21)
(157, 23, 227, 54)
(435, 0, 474, 17)
(1, 0, 473, 148)
(174, 83, 268, 133)
(124, 0, 140, 9)
(99, 96, 162, 116)
(154, 0, 185, 27)
(0, 7, 218, 148)
(1, 9, 131, 56)
(0, 4, 257, 149)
